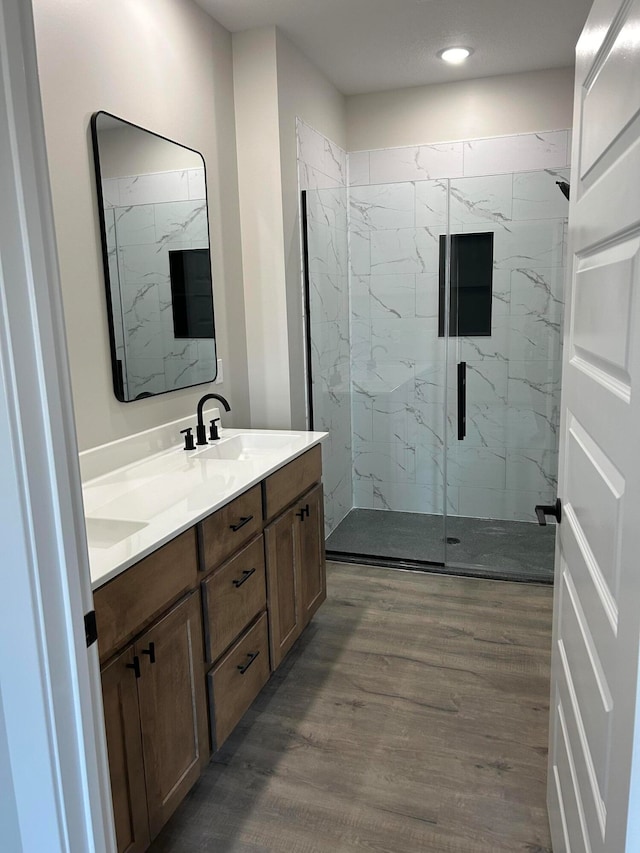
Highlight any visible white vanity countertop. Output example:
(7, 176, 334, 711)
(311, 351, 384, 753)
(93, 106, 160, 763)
(82, 424, 327, 591)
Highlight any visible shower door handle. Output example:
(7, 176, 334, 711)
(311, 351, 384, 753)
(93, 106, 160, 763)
(457, 361, 466, 440)
(535, 498, 562, 526)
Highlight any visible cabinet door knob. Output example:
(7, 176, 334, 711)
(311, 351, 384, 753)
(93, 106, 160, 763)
(296, 504, 310, 521)
(141, 642, 156, 664)
(126, 656, 141, 679)
(230, 515, 253, 532)
(237, 651, 260, 675)
(232, 568, 256, 588)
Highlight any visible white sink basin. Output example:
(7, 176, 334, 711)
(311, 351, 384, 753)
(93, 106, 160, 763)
(89, 467, 242, 522)
(82, 450, 192, 515)
(82, 423, 327, 588)
(85, 517, 149, 548)
(197, 433, 299, 461)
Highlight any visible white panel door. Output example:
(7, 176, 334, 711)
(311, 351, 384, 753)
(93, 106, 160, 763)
(548, 0, 640, 850)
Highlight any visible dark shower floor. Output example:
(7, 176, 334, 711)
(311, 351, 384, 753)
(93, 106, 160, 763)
(325, 508, 556, 583)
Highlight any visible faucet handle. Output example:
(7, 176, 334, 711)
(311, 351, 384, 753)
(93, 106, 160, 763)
(180, 427, 195, 451)
(209, 418, 221, 441)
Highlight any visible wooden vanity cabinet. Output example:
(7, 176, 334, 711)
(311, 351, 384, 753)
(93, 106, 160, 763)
(298, 483, 326, 625)
(97, 444, 327, 850)
(199, 444, 326, 750)
(96, 533, 208, 851)
(101, 648, 150, 853)
(265, 480, 326, 670)
(208, 611, 270, 748)
(135, 592, 208, 838)
(199, 484, 263, 571)
(94, 529, 197, 665)
(202, 535, 267, 664)
(200, 529, 270, 751)
(265, 507, 300, 668)
(263, 444, 322, 519)
(101, 593, 207, 849)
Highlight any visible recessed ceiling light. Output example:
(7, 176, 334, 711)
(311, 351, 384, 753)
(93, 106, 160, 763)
(438, 47, 473, 64)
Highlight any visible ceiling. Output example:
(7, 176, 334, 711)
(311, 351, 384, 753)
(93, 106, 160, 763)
(195, 0, 592, 96)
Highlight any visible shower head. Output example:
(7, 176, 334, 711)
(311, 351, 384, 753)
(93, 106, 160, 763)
(556, 180, 570, 200)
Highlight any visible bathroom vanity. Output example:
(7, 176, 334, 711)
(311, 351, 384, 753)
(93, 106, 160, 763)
(82, 419, 327, 852)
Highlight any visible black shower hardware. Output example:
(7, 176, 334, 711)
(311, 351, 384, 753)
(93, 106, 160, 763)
(457, 362, 467, 440)
(556, 181, 570, 200)
(535, 498, 562, 525)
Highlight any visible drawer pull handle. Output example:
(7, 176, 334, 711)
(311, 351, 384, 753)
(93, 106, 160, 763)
(126, 656, 141, 679)
(141, 642, 155, 664)
(296, 504, 310, 521)
(232, 568, 256, 588)
(237, 651, 260, 675)
(230, 515, 253, 532)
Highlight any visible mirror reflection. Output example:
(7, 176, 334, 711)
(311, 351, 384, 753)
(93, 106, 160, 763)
(91, 111, 217, 402)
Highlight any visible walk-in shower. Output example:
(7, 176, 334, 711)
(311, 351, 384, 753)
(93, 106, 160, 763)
(301, 130, 568, 583)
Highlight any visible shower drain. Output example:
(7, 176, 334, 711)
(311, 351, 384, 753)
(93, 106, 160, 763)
(445, 536, 460, 545)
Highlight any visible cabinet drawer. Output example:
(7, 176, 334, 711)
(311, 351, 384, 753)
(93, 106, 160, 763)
(202, 536, 266, 663)
(199, 485, 263, 571)
(95, 529, 198, 663)
(263, 445, 322, 521)
(208, 612, 270, 750)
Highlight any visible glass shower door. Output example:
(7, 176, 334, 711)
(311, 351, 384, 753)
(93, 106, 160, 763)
(310, 179, 449, 566)
(443, 170, 568, 580)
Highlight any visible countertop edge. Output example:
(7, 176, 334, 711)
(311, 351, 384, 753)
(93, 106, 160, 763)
(89, 433, 327, 591)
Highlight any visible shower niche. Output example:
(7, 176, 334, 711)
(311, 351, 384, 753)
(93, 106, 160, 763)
(438, 232, 493, 337)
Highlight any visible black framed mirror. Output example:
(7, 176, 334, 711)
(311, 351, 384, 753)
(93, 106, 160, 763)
(91, 111, 217, 402)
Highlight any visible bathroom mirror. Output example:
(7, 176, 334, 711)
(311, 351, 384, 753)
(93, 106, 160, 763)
(91, 111, 217, 402)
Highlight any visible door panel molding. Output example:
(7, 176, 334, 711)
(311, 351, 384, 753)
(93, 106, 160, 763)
(562, 511, 618, 653)
(556, 695, 597, 849)
(581, 0, 640, 178)
(548, 0, 640, 849)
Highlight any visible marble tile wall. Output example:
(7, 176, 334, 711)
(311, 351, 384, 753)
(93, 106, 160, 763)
(297, 119, 352, 535)
(102, 168, 216, 400)
(347, 131, 570, 523)
(348, 130, 571, 186)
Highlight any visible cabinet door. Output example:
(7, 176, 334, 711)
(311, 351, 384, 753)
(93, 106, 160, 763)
(265, 504, 302, 670)
(265, 485, 327, 669)
(101, 648, 150, 853)
(135, 592, 208, 839)
(298, 483, 326, 627)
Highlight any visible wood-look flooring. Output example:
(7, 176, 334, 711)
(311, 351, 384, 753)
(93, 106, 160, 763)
(150, 562, 554, 853)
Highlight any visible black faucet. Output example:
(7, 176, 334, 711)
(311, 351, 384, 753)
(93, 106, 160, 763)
(195, 393, 231, 446)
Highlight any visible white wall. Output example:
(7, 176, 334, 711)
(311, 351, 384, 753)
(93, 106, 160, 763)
(232, 27, 290, 429)
(32, 0, 249, 450)
(97, 122, 203, 178)
(275, 29, 347, 429)
(233, 26, 346, 430)
(346, 67, 575, 151)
